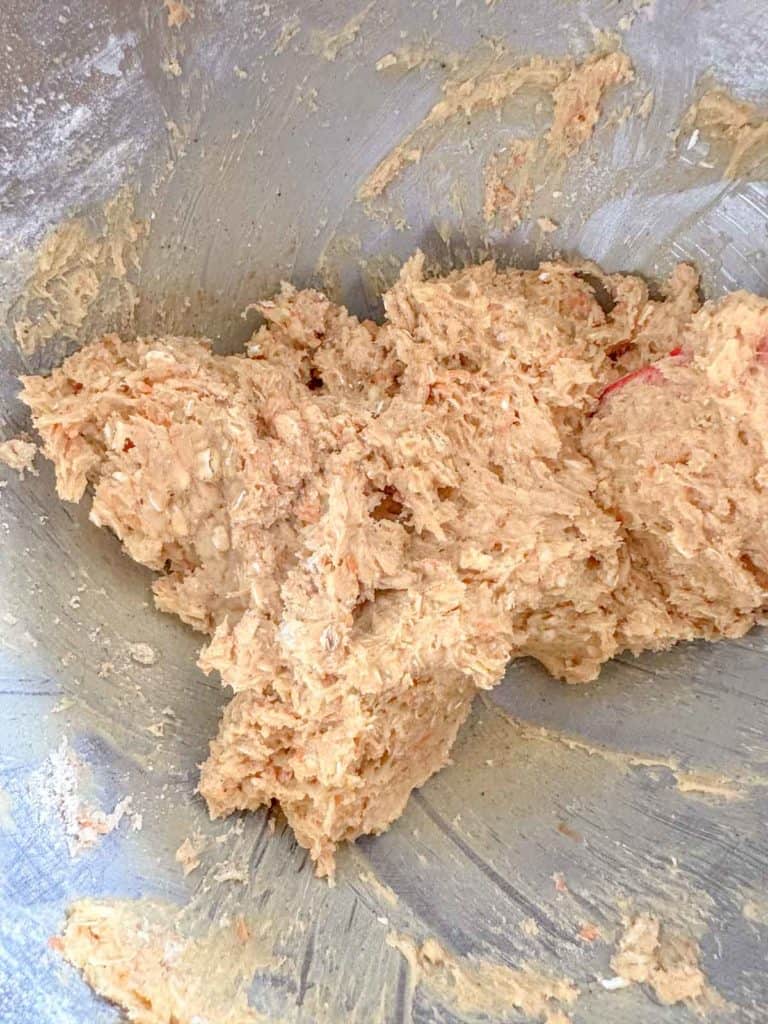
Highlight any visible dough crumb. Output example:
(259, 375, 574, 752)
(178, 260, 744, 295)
(0, 437, 38, 477)
(359, 869, 399, 906)
(610, 913, 723, 1011)
(213, 863, 249, 884)
(312, 2, 373, 62)
(685, 84, 768, 178)
(742, 897, 768, 926)
(375, 52, 399, 71)
(537, 216, 559, 233)
(129, 641, 159, 666)
(374, 45, 460, 74)
(164, 0, 193, 28)
(273, 14, 301, 56)
(175, 835, 205, 875)
(359, 40, 632, 222)
(387, 932, 578, 1022)
(484, 47, 632, 227)
(637, 88, 654, 119)
(58, 899, 273, 1024)
(162, 56, 183, 77)
(484, 139, 538, 230)
(12, 187, 144, 356)
(674, 771, 742, 800)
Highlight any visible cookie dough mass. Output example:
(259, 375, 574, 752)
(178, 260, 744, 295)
(21, 254, 768, 875)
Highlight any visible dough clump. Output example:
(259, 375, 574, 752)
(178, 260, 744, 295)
(21, 254, 768, 874)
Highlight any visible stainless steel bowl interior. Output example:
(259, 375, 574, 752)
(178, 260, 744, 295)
(1, 2, 768, 1022)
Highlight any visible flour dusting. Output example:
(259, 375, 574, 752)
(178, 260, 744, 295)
(28, 737, 132, 857)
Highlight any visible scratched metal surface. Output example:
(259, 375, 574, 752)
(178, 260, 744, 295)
(1, 1, 767, 1022)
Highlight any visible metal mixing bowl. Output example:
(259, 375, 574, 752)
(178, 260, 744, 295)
(2, 2, 767, 1021)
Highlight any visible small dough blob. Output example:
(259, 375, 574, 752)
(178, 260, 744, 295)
(21, 254, 768, 874)
(0, 436, 38, 476)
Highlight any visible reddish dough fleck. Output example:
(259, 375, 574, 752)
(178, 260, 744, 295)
(597, 347, 686, 402)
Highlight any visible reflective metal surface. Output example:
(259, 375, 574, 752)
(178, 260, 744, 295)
(1, 1, 767, 1021)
